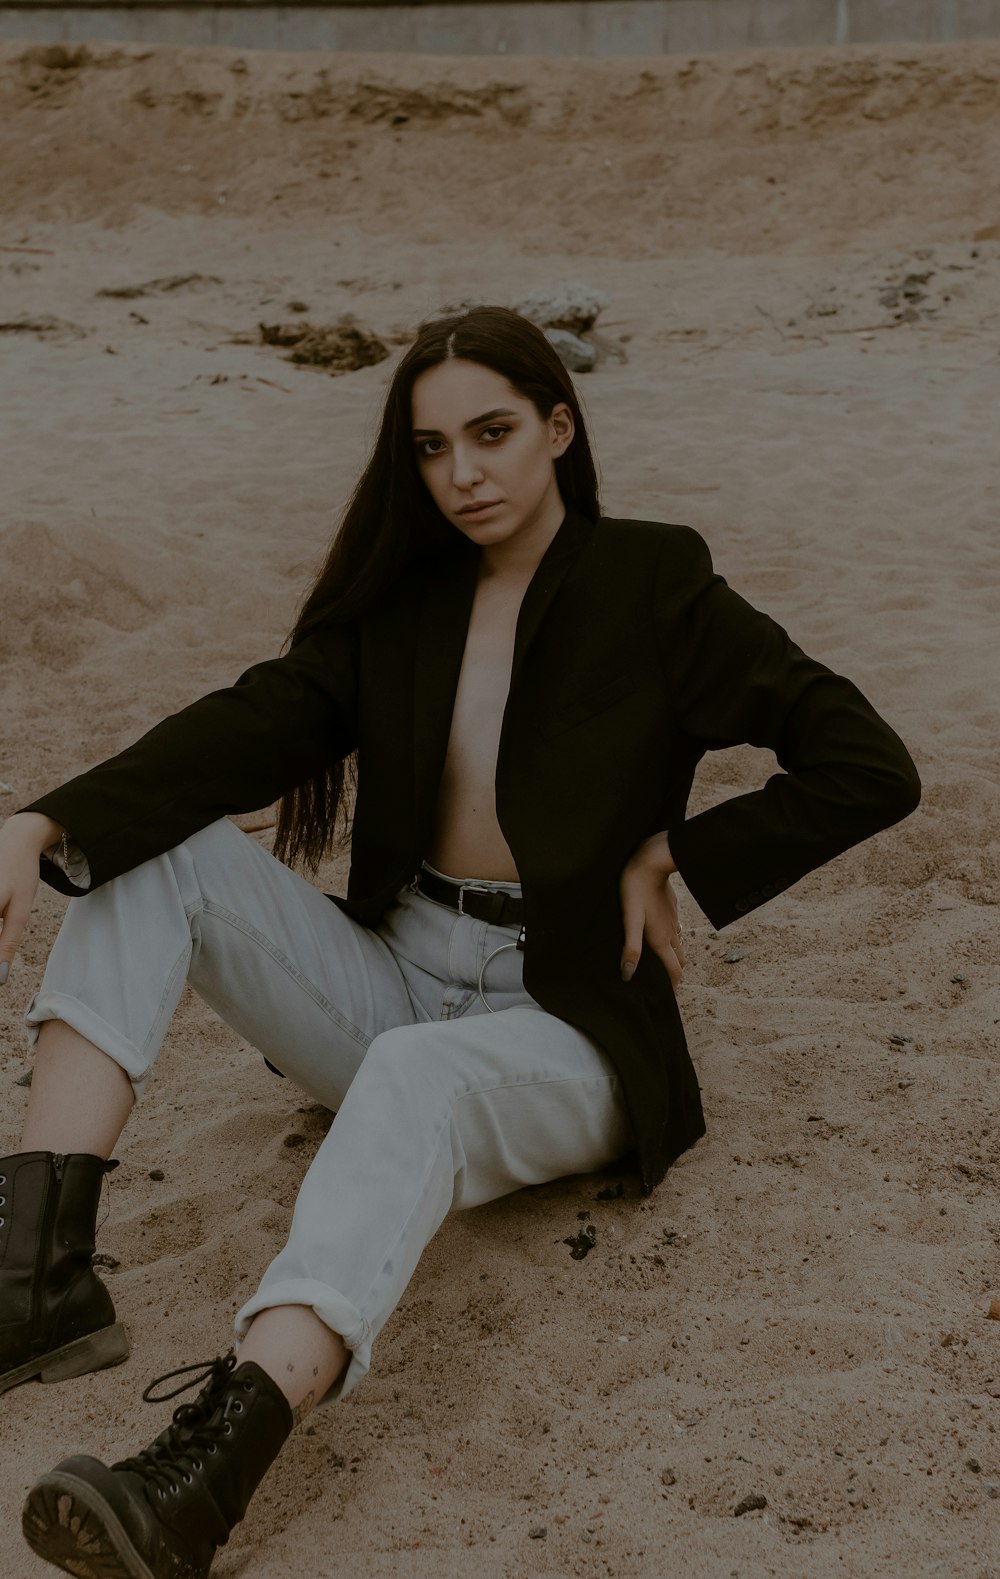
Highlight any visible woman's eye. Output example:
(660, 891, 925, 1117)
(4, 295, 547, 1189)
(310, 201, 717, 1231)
(416, 427, 507, 457)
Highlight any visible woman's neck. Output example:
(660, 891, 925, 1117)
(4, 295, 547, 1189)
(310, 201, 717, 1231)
(478, 494, 566, 584)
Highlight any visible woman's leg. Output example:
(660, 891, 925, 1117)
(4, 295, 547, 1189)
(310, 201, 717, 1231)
(21, 996, 629, 1579)
(237, 894, 632, 1403)
(211, 888, 626, 1416)
(5, 817, 420, 1396)
(19, 893, 630, 1579)
(237, 1305, 347, 1417)
(21, 816, 420, 1121)
(20, 1023, 134, 1157)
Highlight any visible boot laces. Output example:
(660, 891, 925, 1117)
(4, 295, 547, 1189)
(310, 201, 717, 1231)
(112, 1351, 251, 1496)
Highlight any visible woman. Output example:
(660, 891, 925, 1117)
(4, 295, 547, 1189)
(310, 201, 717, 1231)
(1, 306, 919, 1577)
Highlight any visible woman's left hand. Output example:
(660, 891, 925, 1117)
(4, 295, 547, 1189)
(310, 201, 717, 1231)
(619, 832, 686, 990)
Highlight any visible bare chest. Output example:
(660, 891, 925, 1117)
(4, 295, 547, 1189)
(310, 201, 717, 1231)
(427, 577, 526, 878)
(445, 586, 521, 770)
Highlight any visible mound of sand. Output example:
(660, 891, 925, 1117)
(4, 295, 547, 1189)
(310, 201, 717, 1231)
(3, 39, 1000, 251)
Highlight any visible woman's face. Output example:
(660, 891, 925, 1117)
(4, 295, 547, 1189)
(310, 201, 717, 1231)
(411, 358, 574, 561)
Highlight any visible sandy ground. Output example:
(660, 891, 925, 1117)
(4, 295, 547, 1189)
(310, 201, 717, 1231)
(1, 36, 999, 1579)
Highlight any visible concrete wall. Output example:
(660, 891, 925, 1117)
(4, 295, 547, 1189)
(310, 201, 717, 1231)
(3, 0, 1000, 55)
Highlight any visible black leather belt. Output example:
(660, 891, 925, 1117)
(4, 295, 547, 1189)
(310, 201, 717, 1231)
(416, 867, 525, 928)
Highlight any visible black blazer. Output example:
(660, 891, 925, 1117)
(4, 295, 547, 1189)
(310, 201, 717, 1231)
(24, 508, 920, 1193)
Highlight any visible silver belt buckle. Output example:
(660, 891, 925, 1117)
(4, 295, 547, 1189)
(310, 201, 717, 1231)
(457, 882, 490, 917)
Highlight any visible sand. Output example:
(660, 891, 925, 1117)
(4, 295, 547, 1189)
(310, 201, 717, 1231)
(1, 35, 999, 1579)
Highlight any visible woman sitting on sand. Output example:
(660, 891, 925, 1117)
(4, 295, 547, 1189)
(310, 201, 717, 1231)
(1, 305, 919, 1578)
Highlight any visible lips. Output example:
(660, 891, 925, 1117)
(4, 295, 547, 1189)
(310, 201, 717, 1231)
(458, 500, 502, 517)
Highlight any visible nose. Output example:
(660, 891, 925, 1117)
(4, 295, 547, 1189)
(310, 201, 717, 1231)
(450, 442, 484, 492)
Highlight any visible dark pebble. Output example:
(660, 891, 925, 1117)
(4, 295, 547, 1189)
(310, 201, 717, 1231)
(661, 1468, 676, 1486)
(148, 1169, 165, 1181)
(15, 1069, 33, 1087)
(563, 1224, 597, 1259)
(966, 1458, 982, 1473)
(283, 1133, 307, 1148)
(889, 1034, 913, 1046)
(528, 1525, 547, 1539)
(950, 974, 967, 984)
(734, 1493, 767, 1517)
(286, 301, 310, 313)
(92, 1252, 120, 1270)
(724, 951, 745, 964)
(596, 1181, 624, 1201)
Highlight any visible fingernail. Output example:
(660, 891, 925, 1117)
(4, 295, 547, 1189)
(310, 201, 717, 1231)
(621, 961, 634, 982)
(0, 962, 9, 986)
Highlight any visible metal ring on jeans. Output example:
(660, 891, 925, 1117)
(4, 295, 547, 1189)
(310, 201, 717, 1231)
(477, 941, 521, 1014)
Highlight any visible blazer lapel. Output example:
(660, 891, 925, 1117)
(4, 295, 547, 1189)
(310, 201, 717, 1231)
(509, 503, 592, 686)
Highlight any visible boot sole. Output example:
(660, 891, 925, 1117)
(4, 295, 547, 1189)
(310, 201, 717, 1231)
(23, 1469, 156, 1579)
(0, 1323, 130, 1396)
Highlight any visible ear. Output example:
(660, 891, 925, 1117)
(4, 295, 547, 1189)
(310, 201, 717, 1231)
(549, 402, 575, 458)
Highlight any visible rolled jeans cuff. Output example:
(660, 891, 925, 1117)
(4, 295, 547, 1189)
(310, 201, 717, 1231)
(23, 989, 155, 1099)
(234, 1279, 373, 1403)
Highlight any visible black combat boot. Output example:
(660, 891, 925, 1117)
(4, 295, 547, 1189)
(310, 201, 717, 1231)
(0, 1151, 129, 1394)
(23, 1351, 294, 1579)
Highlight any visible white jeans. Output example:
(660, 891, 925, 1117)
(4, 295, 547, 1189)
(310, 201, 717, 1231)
(23, 818, 630, 1399)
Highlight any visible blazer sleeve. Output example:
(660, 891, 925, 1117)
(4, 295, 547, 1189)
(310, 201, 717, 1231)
(658, 529, 921, 930)
(18, 621, 359, 896)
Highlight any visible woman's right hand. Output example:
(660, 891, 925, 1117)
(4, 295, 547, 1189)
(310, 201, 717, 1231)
(0, 813, 61, 986)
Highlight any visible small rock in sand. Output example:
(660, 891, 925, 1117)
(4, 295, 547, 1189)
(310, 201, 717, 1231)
(733, 1493, 768, 1517)
(563, 1223, 597, 1259)
(543, 327, 597, 373)
(259, 316, 389, 375)
(512, 283, 609, 335)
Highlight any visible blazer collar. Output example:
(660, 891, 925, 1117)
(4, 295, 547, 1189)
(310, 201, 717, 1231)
(412, 503, 594, 828)
(510, 502, 592, 683)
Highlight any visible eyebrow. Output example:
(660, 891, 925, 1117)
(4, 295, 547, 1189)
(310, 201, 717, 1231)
(412, 407, 518, 438)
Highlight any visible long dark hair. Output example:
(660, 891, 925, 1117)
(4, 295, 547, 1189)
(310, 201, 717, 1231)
(272, 304, 602, 872)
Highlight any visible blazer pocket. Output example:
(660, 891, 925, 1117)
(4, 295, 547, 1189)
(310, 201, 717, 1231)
(541, 667, 641, 739)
